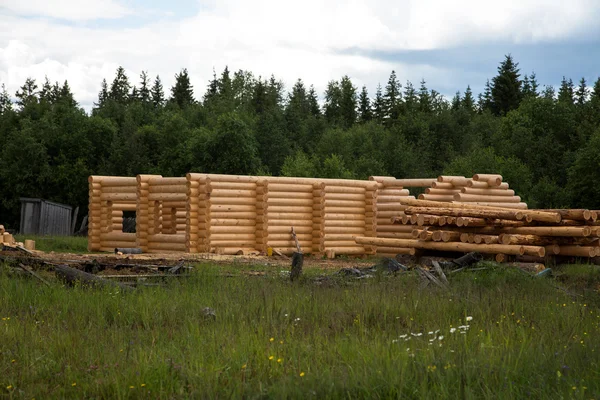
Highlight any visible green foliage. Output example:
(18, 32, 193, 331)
(1, 57, 600, 229)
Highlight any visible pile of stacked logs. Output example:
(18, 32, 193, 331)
(355, 198, 600, 262)
(420, 174, 526, 209)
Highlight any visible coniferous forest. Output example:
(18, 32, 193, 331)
(1, 55, 600, 229)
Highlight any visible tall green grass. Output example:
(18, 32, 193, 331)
(1, 264, 599, 398)
(13, 235, 88, 253)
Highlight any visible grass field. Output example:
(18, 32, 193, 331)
(1, 261, 600, 399)
(13, 235, 89, 254)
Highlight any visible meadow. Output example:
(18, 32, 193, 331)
(1, 259, 600, 399)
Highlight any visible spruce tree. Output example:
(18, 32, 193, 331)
(575, 78, 588, 106)
(287, 79, 310, 118)
(323, 80, 342, 125)
(557, 77, 575, 105)
(383, 71, 402, 120)
(451, 92, 461, 110)
(462, 85, 475, 112)
(307, 85, 320, 117)
(418, 79, 431, 112)
(403, 81, 417, 112)
(203, 69, 219, 107)
(372, 84, 385, 122)
(542, 85, 556, 100)
(0, 83, 12, 114)
(490, 54, 522, 115)
(15, 77, 38, 108)
(170, 68, 195, 108)
(109, 66, 131, 103)
(150, 75, 165, 108)
(59, 80, 76, 107)
(39, 76, 54, 104)
(529, 72, 539, 96)
(95, 78, 109, 108)
(139, 71, 151, 103)
(481, 79, 493, 111)
(339, 75, 357, 128)
(358, 85, 372, 122)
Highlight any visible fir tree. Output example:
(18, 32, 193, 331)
(529, 72, 539, 96)
(59, 80, 76, 107)
(451, 92, 461, 110)
(462, 85, 475, 112)
(287, 79, 310, 118)
(418, 79, 431, 112)
(203, 69, 219, 107)
(323, 80, 342, 125)
(170, 68, 195, 108)
(0, 83, 12, 114)
(403, 81, 417, 112)
(150, 75, 165, 108)
(358, 85, 372, 122)
(307, 85, 320, 117)
(383, 71, 402, 120)
(15, 77, 38, 108)
(338, 75, 357, 128)
(372, 84, 385, 122)
(490, 54, 522, 115)
(95, 79, 109, 108)
(575, 78, 588, 106)
(542, 85, 556, 100)
(557, 77, 575, 105)
(39, 76, 54, 104)
(481, 79, 493, 111)
(109, 66, 131, 103)
(139, 71, 151, 103)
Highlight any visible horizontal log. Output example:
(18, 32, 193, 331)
(323, 220, 365, 228)
(323, 207, 366, 214)
(99, 240, 139, 248)
(418, 194, 456, 202)
(375, 247, 416, 255)
(399, 199, 557, 222)
(268, 191, 313, 199)
(473, 174, 502, 186)
(430, 182, 455, 189)
(467, 181, 510, 189)
(555, 246, 598, 257)
(501, 226, 593, 237)
(149, 184, 187, 193)
(211, 189, 256, 197)
(437, 176, 469, 186)
(90, 176, 138, 186)
(456, 202, 528, 210)
(354, 237, 545, 257)
(454, 193, 521, 203)
(425, 188, 462, 195)
(210, 225, 256, 234)
(148, 177, 187, 186)
(268, 225, 313, 234)
(210, 240, 258, 247)
(147, 242, 187, 251)
(324, 199, 366, 208)
(268, 183, 314, 192)
(324, 246, 370, 254)
(541, 209, 593, 222)
(101, 232, 136, 242)
(405, 206, 520, 221)
(211, 197, 256, 205)
(323, 227, 365, 234)
(268, 198, 313, 207)
(211, 212, 255, 220)
(148, 193, 187, 202)
(377, 225, 414, 233)
(461, 188, 515, 196)
(269, 206, 313, 213)
(382, 178, 435, 187)
(100, 193, 137, 201)
(211, 204, 256, 212)
(148, 234, 186, 243)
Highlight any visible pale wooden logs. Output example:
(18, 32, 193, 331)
(425, 188, 462, 195)
(456, 202, 528, 209)
(472, 174, 503, 186)
(255, 180, 268, 252)
(542, 209, 594, 221)
(370, 176, 436, 187)
(88, 179, 102, 251)
(437, 176, 470, 186)
(461, 188, 515, 196)
(418, 194, 456, 202)
(398, 199, 557, 223)
(554, 246, 598, 257)
(498, 226, 593, 237)
(404, 206, 521, 221)
(354, 237, 546, 257)
(467, 181, 509, 189)
(454, 193, 521, 203)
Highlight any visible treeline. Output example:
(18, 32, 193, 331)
(1, 55, 600, 229)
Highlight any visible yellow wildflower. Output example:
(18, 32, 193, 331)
(141, 384, 146, 387)
(280, 340, 284, 344)
(242, 364, 247, 369)
(300, 372, 305, 377)
(130, 386, 135, 389)
(269, 338, 274, 342)
(6, 385, 13, 390)
(71, 383, 76, 387)
(277, 358, 283, 363)
(268, 356, 274, 360)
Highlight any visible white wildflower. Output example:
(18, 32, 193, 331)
(428, 331, 434, 335)
(450, 328, 456, 333)
(399, 334, 408, 339)
(438, 336, 444, 340)
(392, 339, 399, 343)
(466, 316, 473, 322)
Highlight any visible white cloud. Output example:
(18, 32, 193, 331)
(1, 0, 130, 21)
(0, 0, 598, 110)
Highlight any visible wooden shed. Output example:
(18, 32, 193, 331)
(20, 198, 73, 235)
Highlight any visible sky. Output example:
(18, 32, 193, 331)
(1, 0, 600, 111)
